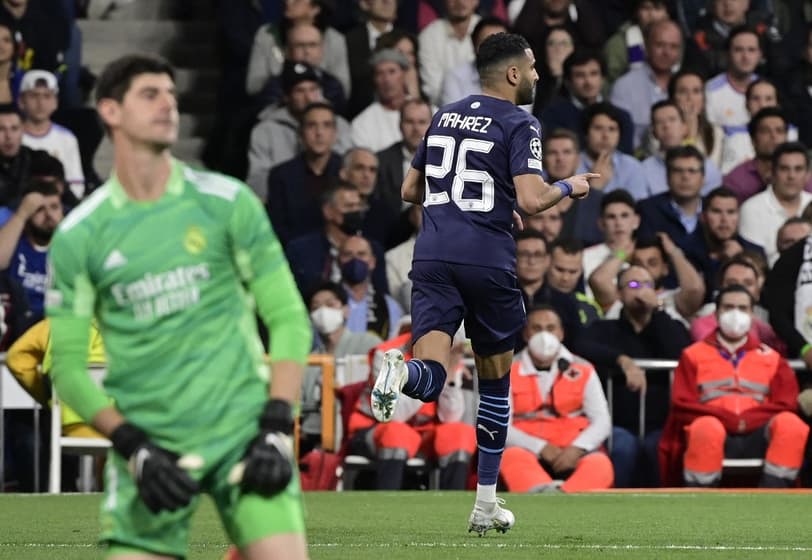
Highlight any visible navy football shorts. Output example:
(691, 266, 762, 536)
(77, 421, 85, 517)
(409, 260, 526, 357)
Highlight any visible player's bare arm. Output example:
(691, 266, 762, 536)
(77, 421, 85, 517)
(514, 172, 599, 215)
(401, 166, 426, 204)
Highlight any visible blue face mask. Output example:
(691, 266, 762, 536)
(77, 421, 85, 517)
(340, 258, 369, 285)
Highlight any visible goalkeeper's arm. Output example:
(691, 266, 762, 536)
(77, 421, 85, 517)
(233, 264, 311, 496)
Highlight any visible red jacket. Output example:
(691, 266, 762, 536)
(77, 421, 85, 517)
(658, 331, 799, 486)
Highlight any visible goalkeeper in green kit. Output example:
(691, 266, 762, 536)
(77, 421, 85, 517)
(46, 53, 312, 559)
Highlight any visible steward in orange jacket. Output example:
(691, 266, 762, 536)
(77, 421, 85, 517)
(659, 285, 808, 487)
(347, 333, 476, 490)
(501, 305, 613, 493)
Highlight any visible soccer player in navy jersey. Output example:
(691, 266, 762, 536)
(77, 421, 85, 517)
(370, 32, 599, 535)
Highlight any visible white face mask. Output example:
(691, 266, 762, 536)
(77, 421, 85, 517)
(310, 306, 344, 335)
(718, 309, 752, 339)
(527, 331, 561, 362)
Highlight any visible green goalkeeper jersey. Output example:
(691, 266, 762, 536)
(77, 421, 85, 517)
(46, 159, 311, 453)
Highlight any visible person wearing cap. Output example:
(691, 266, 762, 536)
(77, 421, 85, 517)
(18, 70, 85, 199)
(417, 0, 482, 106)
(350, 48, 411, 152)
(246, 60, 352, 201)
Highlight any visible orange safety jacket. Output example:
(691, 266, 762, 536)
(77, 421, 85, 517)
(658, 331, 800, 485)
(510, 357, 592, 447)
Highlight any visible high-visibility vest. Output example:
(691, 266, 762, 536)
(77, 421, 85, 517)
(509, 358, 591, 444)
(685, 341, 781, 414)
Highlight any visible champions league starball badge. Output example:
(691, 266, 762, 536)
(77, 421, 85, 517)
(529, 137, 542, 160)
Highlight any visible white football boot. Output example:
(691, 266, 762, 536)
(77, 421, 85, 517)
(370, 349, 408, 422)
(468, 497, 515, 536)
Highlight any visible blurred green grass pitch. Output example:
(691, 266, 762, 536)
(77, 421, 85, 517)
(1, 491, 811, 559)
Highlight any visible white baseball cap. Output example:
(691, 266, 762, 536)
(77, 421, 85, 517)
(20, 70, 59, 93)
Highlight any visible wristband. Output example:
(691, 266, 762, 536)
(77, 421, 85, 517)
(614, 250, 627, 261)
(259, 399, 294, 435)
(554, 180, 573, 198)
(801, 343, 812, 360)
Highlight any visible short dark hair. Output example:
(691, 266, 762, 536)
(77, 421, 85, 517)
(600, 189, 636, 214)
(544, 127, 580, 150)
(549, 238, 583, 256)
(772, 141, 810, 170)
(778, 216, 812, 238)
(702, 186, 738, 211)
(472, 16, 507, 46)
(665, 145, 704, 174)
(715, 283, 754, 309)
(399, 97, 432, 122)
(562, 49, 605, 81)
(747, 106, 787, 138)
(321, 180, 358, 206)
(514, 228, 548, 249)
(306, 281, 348, 308)
(526, 303, 561, 325)
(24, 178, 60, 197)
(650, 99, 683, 123)
(725, 25, 762, 53)
(476, 32, 531, 82)
(582, 102, 623, 135)
(376, 29, 417, 53)
(95, 54, 175, 103)
(717, 254, 759, 286)
(633, 235, 665, 258)
(300, 100, 335, 123)
(0, 103, 21, 119)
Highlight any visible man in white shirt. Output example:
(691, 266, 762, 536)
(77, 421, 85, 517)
(739, 142, 812, 265)
(418, 0, 481, 105)
(705, 27, 760, 129)
(439, 16, 506, 106)
(18, 70, 84, 199)
(351, 49, 410, 151)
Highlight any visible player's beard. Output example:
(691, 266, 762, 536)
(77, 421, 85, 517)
(517, 75, 536, 106)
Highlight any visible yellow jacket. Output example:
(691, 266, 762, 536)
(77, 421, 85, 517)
(7, 319, 105, 436)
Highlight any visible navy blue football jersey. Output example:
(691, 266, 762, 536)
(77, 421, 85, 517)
(411, 95, 544, 271)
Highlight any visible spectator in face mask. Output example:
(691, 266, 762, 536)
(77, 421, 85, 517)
(660, 284, 808, 488)
(285, 182, 389, 296)
(501, 305, 614, 493)
(300, 282, 382, 453)
(339, 234, 403, 340)
(307, 281, 383, 355)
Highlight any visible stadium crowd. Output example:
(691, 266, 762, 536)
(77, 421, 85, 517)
(3, 0, 812, 492)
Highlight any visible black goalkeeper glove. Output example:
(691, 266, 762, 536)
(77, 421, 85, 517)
(231, 399, 295, 497)
(110, 423, 200, 513)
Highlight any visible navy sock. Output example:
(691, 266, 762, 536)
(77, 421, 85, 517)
(476, 374, 511, 486)
(402, 359, 447, 402)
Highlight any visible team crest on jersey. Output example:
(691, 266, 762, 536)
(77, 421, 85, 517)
(183, 226, 206, 255)
(529, 137, 542, 160)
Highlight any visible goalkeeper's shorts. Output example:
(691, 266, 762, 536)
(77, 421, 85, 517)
(100, 432, 305, 557)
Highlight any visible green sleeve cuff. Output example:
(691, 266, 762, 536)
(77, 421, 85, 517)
(251, 265, 312, 364)
(50, 315, 110, 422)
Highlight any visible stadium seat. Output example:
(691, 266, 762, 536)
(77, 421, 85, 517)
(48, 365, 110, 494)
